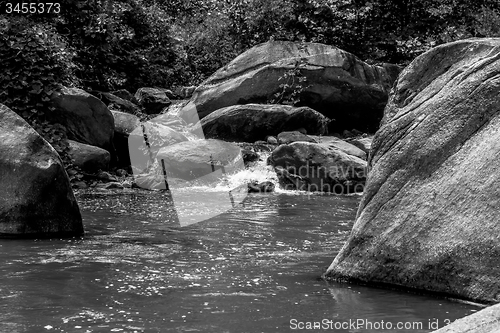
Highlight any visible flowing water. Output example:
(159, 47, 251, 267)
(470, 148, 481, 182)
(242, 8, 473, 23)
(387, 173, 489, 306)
(0, 163, 481, 333)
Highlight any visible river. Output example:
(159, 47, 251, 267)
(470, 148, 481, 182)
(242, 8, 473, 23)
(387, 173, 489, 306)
(0, 187, 480, 333)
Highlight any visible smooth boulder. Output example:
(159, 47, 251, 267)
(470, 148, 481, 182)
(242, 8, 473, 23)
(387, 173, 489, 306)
(269, 142, 367, 193)
(199, 104, 329, 142)
(68, 140, 110, 173)
(0, 104, 83, 238)
(134, 87, 172, 115)
(50, 86, 115, 152)
(180, 41, 401, 132)
(430, 303, 500, 333)
(325, 38, 500, 304)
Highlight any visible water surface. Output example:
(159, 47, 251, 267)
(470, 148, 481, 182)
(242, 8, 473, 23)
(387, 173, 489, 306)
(0, 191, 479, 333)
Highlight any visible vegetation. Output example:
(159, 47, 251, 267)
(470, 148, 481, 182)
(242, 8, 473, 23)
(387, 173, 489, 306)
(0, 0, 499, 172)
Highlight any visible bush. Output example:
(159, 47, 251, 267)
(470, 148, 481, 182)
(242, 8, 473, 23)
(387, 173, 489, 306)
(0, 16, 76, 166)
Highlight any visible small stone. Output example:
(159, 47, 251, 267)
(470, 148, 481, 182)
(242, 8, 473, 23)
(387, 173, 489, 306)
(115, 169, 128, 177)
(97, 182, 124, 190)
(96, 171, 118, 182)
(72, 181, 88, 189)
(266, 136, 278, 145)
(248, 181, 275, 193)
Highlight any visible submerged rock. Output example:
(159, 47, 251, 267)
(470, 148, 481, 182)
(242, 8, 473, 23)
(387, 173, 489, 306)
(325, 38, 500, 304)
(269, 141, 366, 193)
(248, 181, 275, 193)
(0, 104, 83, 238)
(180, 41, 401, 132)
(199, 104, 329, 142)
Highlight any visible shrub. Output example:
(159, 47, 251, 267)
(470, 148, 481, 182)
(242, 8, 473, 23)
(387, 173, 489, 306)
(0, 15, 77, 167)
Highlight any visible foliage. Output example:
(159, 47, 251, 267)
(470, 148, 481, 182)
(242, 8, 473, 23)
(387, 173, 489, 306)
(2, 0, 500, 177)
(0, 16, 76, 168)
(269, 58, 310, 106)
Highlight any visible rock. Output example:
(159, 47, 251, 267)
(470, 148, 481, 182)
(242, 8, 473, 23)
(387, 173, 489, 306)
(72, 181, 88, 189)
(96, 182, 124, 190)
(92, 91, 142, 116)
(0, 104, 83, 238)
(179, 41, 402, 133)
(269, 141, 367, 193)
(122, 179, 133, 188)
(50, 86, 115, 153)
(112, 110, 141, 135)
(111, 111, 140, 167)
(296, 128, 307, 134)
(115, 169, 128, 177)
(342, 129, 354, 138)
(266, 136, 278, 145)
(111, 89, 134, 101)
(156, 139, 242, 181)
(277, 131, 316, 144)
(96, 171, 118, 182)
(348, 136, 373, 154)
(128, 122, 188, 174)
(198, 104, 330, 142)
(173, 86, 197, 99)
(430, 303, 500, 333)
(133, 87, 172, 114)
(68, 140, 110, 173)
(309, 136, 367, 160)
(324, 38, 500, 304)
(241, 149, 259, 165)
(248, 181, 275, 193)
(253, 142, 275, 152)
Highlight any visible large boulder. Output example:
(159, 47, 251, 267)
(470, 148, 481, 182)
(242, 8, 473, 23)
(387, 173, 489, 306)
(324, 38, 500, 304)
(0, 104, 83, 238)
(430, 303, 500, 333)
(268, 142, 367, 193)
(199, 104, 329, 142)
(68, 140, 110, 173)
(134, 87, 172, 115)
(111, 111, 140, 167)
(50, 86, 114, 153)
(180, 41, 402, 132)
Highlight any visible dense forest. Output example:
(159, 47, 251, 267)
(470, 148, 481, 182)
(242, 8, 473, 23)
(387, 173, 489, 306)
(1, 0, 500, 165)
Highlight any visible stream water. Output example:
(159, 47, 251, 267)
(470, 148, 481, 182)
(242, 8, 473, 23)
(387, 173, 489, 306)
(0, 186, 480, 333)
